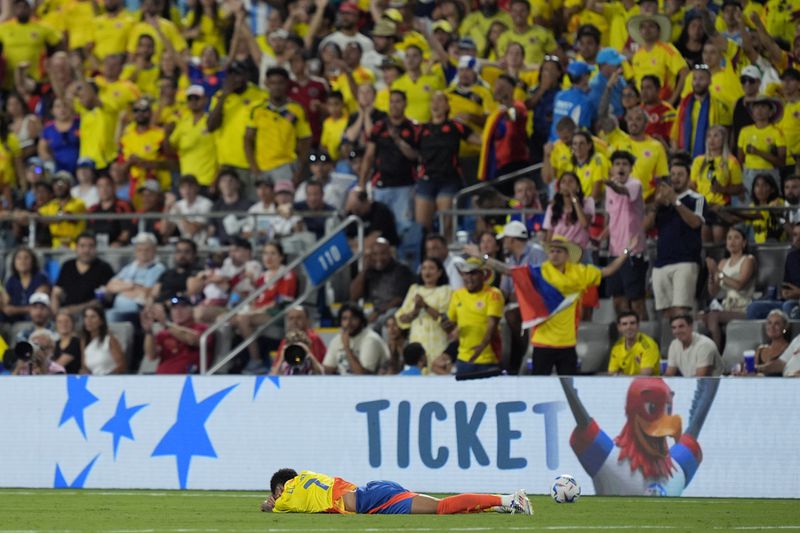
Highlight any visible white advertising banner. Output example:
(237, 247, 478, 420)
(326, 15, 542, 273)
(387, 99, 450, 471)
(1, 376, 798, 498)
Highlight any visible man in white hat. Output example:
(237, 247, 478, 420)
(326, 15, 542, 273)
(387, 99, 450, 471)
(468, 234, 633, 374)
(496, 220, 545, 372)
(628, 11, 688, 105)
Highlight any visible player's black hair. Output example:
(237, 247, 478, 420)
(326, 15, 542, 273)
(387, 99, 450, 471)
(641, 74, 661, 90)
(327, 91, 344, 102)
(265, 66, 290, 80)
(403, 342, 426, 367)
(616, 310, 639, 324)
(338, 302, 367, 330)
(610, 150, 636, 165)
(270, 468, 298, 494)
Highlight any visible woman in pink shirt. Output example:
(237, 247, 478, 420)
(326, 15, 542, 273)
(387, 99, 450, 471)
(543, 172, 595, 263)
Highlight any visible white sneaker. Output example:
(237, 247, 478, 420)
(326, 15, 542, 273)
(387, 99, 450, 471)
(509, 489, 533, 515)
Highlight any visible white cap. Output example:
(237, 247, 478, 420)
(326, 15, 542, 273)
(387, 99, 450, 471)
(29, 293, 51, 307)
(132, 232, 158, 245)
(741, 65, 762, 80)
(457, 55, 478, 71)
(186, 84, 205, 97)
(497, 220, 529, 240)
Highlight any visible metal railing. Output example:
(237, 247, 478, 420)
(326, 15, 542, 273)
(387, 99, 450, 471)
(0, 209, 337, 252)
(451, 163, 543, 230)
(199, 215, 364, 375)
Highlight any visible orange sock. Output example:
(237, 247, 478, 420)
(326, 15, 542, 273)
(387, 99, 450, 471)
(436, 494, 502, 514)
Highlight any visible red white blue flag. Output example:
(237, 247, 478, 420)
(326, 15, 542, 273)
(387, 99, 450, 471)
(510, 265, 579, 329)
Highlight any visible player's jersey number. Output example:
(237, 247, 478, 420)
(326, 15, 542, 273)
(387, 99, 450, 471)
(303, 477, 330, 491)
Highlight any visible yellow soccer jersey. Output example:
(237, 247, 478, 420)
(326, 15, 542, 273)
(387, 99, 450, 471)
(0, 132, 21, 187)
(170, 113, 218, 186)
(561, 152, 610, 199)
(320, 114, 348, 161)
(738, 124, 786, 170)
(779, 99, 800, 165)
(611, 134, 669, 200)
(91, 11, 135, 60)
(631, 42, 687, 96)
(531, 262, 602, 349)
(39, 197, 87, 248)
(273, 471, 356, 514)
(690, 154, 742, 206)
(332, 67, 375, 114)
(248, 100, 311, 171)
(549, 139, 572, 181)
(126, 18, 187, 62)
(447, 285, 504, 364)
(211, 83, 268, 168)
(496, 25, 557, 65)
(391, 73, 445, 123)
(0, 20, 62, 87)
(609, 333, 661, 375)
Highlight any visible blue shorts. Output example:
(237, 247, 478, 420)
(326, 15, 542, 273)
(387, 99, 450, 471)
(416, 179, 461, 201)
(355, 480, 415, 514)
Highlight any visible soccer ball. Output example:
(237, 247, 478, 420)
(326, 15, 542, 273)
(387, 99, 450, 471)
(551, 474, 581, 503)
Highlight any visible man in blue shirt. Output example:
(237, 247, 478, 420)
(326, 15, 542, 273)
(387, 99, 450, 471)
(550, 61, 595, 141)
(589, 48, 627, 118)
(645, 154, 708, 320)
(103, 232, 166, 322)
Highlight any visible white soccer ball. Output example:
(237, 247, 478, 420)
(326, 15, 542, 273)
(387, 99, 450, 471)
(551, 474, 581, 503)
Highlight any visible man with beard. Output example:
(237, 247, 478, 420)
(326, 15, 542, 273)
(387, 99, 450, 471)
(52, 233, 114, 315)
(350, 238, 414, 329)
(119, 98, 171, 207)
(0, 0, 62, 89)
(323, 302, 390, 375)
(38, 172, 86, 248)
(52, 233, 114, 316)
(783, 175, 800, 229)
(671, 64, 732, 158)
(318, 2, 374, 54)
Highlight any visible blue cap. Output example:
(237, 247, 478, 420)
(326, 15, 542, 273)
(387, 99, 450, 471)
(76, 157, 96, 169)
(457, 37, 477, 50)
(566, 61, 592, 78)
(597, 47, 624, 66)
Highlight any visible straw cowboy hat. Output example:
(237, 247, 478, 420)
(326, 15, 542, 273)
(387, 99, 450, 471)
(544, 236, 582, 263)
(627, 14, 672, 45)
(746, 94, 784, 122)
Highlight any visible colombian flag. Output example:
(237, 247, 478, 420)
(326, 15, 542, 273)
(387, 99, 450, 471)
(510, 265, 579, 329)
(477, 108, 505, 181)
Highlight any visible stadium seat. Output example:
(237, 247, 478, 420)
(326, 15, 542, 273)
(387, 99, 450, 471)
(591, 298, 616, 324)
(109, 322, 134, 368)
(790, 321, 800, 340)
(755, 245, 790, 293)
(575, 322, 611, 374)
(722, 320, 765, 372)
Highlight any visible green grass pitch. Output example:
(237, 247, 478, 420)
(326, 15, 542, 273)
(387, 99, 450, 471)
(1, 489, 798, 532)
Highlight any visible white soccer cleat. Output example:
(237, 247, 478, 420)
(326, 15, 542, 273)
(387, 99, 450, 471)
(509, 489, 533, 515)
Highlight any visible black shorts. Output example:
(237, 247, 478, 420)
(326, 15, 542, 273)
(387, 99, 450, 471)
(606, 255, 648, 300)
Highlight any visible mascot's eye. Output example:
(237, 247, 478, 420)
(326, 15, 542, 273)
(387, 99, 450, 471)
(665, 403, 673, 415)
(645, 402, 658, 415)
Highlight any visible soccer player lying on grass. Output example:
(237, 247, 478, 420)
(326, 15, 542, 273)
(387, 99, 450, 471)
(261, 468, 532, 515)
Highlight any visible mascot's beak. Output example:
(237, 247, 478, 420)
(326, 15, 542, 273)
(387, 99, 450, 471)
(641, 414, 682, 441)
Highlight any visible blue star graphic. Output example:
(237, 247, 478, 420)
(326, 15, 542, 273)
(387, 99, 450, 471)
(253, 376, 280, 399)
(101, 392, 148, 460)
(59, 376, 99, 439)
(152, 377, 236, 489)
(54, 454, 100, 488)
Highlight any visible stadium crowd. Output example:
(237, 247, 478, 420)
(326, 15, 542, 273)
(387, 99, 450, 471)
(1, 0, 800, 377)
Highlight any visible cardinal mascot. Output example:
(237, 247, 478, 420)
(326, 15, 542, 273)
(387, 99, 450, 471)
(560, 377, 719, 496)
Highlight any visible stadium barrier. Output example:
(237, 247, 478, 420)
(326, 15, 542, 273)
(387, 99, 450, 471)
(1, 375, 797, 498)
